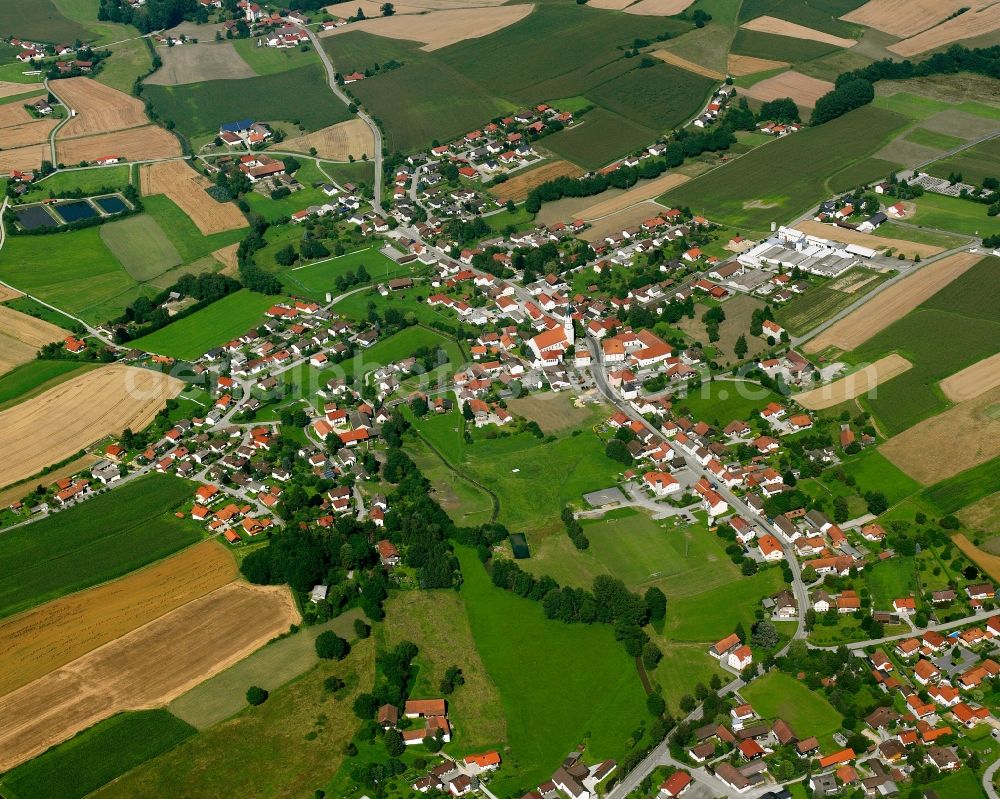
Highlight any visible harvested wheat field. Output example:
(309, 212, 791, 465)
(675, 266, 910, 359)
(727, 53, 789, 76)
(581, 201, 665, 243)
(795, 354, 912, 410)
(0, 101, 37, 128)
(742, 71, 833, 107)
(52, 77, 149, 138)
(741, 16, 856, 47)
(0, 144, 49, 172)
(327, 0, 506, 14)
(212, 243, 240, 276)
(0, 286, 23, 302)
(57, 125, 181, 165)
(842, 0, 991, 38)
(0, 364, 183, 487)
(881, 385, 1000, 484)
(940, 353, 1000, 403)
(578, 172, 689, 219)
(145, 41, 256, 86)
(0, 81, 43, 99)
(490, 160, 584, 203)
(652, 50, 725, 80)
(0, 305, 67, 374)
(793, 220, 944, 259)
(279, 118, 375, 160)
(621, 0, 695, 15)
(1, 118, 59, 149)
(889, 4, 1000, 56)
(803, 252, 983, 353)
(0, 454, 97, 509)
(140, 160, 247, 235)
(321, 5, 533, 50)
(0, 541, 237, 698)
(0, 581, 298, 771)
(586, 0, 635, 7)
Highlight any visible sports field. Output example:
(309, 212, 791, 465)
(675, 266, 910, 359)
(129, 290, 285, 360)
(741, 671, 843, 741)
(660, 106, 909, 229)
(0, 475, 199, 620)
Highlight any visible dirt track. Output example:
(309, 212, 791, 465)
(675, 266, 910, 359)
(803, 252, 983, 353)
(0, 541, 237, 698)
(741, 15, 856, 47)
(279, 119, 375, 160)
(939, 353, 1000, 403)
(794, 354, 912, 410)
(0, 364, 183, 487)
(140, 160, 247, 235)
(57, 125, 181, 164)
(52, 77, 150, 138)
(793, 220, 944, 259)
(0, 581, 298, 771)
(489, 160, 584, 203)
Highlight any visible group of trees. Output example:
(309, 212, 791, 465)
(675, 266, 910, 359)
(98, 0, 200, 32)
(114, 272, 241, 342)
(560, 506, 589, 550)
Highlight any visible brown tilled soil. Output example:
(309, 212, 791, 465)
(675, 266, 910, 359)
(279, 119, 375, 160)
(144, 41, 256, 85)
(57, 125, 182, 164)
(489, 159, 585, 203)
(0, 541, 237, 698)
(803, 252, 983, 353)
(506, 392, 599, 434)
(0, 581, 299, 771)
(0, 364, 184, 487)
(140, 160, 247, 235)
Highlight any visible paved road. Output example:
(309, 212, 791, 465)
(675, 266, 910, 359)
(984, 754, 1000, 799)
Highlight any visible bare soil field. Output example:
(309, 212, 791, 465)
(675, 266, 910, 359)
(1, 118, 58, 149)
(279, 119, 375, 160)
(842, 0, 986, 37)
(52, 77, 149, 138)
(0, 541, 236, 698)
(793, 220, 944, 258)
(0, 454, 98, 507)
(741, 16, 856, 47)
(320, 4, 533, 50)
(954, 534, 1000, 584)
(0, 144, 49, 172)
(577, 173, 689, 219)
(803, 252, 983, 353)
(742, 71, 833, 108)
(727, 53, 789, 76)
(507, 392, 603, 434)
(0, 305, 68, 373)
(794, 354, 912, 410)
(652, 49, 725, 80)
(212, 243, 240, 276)
(940, 353, 1000, 403)
(58, 125, 182, 165)
(0, 364, 184, 487)
(145, 42, 256, 86)
(622, 0, 695, 15)
(489, 159, 584, 203)
(580, 200, 665, 243)
(881, 384, 1000, 484)
(0, 581, 298, 772)
(0, 81, 43, 99)
(140, 160, 247, 235)
(891, 3, 1000, 54)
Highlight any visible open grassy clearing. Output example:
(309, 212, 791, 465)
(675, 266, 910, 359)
(100, 214, 182, 282)
(909, 192, 997, 237)
(864, 554, 917, 608)
(0, 475, 199, 620)
(654, 0, 742, 74)
(922, 457, 1000, 516)
(926, 136, 1000, 186)
(95, 37, 153, 93)
(406, 435, 495, 527)
(33, 165, 131, 197)
(840, 448, 922, 506)
(456, 547, 647, 796)
(0, 710, 195, 799)
(649, 640, 731, 715)
(129, 290, 285, 360)
(741, 671, 843, 740)
(276, 246, 419, 299)
(673, 378, 783, 424)
(660, 106, 909, 229)
(506, 392, 599, 435)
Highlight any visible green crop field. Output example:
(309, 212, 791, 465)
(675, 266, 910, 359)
(926, 137, 1000, 187)
(542, 107, 658, 169)
(909, 193, 996, 237)
(100, 215, 182, 281)
(3, 296, 78, 330)
(276, 246, 419, 298)
(0, 0, 93, 44)
(0, 360, 97, 410)
(742, 671, 844, 741)
(841, 449, 921, 506)
(456, 547, 647, 795)
(33, 166, 131, 198)
(827, 156, 901, 193)
(141, 195, 246, 263)
(738, 0, 866, 37)
(0, 475, 200, 620)
(730, 28, 842, 63)
(922, 457, 1000, 516)
(775, 268, 890, 336)
(129, 290, 284, 360)
(904, 127, 964, 151)
(0, 710, 195, 799)
(673, 378, 783, 425)
(144, 64, 352, 141)
(661, 106, 909, 229)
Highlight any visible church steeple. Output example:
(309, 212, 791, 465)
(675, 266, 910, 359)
(564, 304, 575, 347)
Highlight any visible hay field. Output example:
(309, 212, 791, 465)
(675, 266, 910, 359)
(880, 385, 1000, 484)
(803, 252, 983, 353)
(940, 353, 1000, 403)
(842, 0, 991, 38)
(793, 220, 944, 258)
(0, 81, 43, 99)
(727, 53, 789, 76)
(889, 4, 1000, 56)
(0, 306, 67, 374)
(0, 541, 236, 698)
(742, 71, 833, 107)
(794, 354, 912, 410)
(0, 144, 49, 172)
(489, 159, 585, 203)
(741, 16, 856, 47)
(140, 160, 247, 235)
(0, 101, 38, 127)
(57, 125, 181, 164)
(506, 392, 600, 434)
(145, 42, 256, 86)
(52, 77, 149, 137)
(320, 5, 533, 50)
(0, 582, 298, 772)
(279, 118, 375, 160)
(577, 172, 689, 218)
(652, 49, 725, 80)
(0, 364, 183, 487)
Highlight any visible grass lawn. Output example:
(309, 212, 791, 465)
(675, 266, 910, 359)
(276, 246, 419, 299)
(456, 547, 647, 796)
(231, 36, 317, 75)
(922, 767, 987, 799)
(31, 165, 131, 198)
(129, 290, 284, 360)
(0, 360, 97, 410)
(0, 710, 195, 799)
(741, 672, 843, 741)
(909, 192, 996, 237)
(0, 475, 200, 620)
(842, 449, 922, 506)
(100, 214, 182, 282)
(864, 555, 917, 608)
(92, 639, 377, 799)
(649, 640, 731, 716)
(672, 379, 782, 425)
